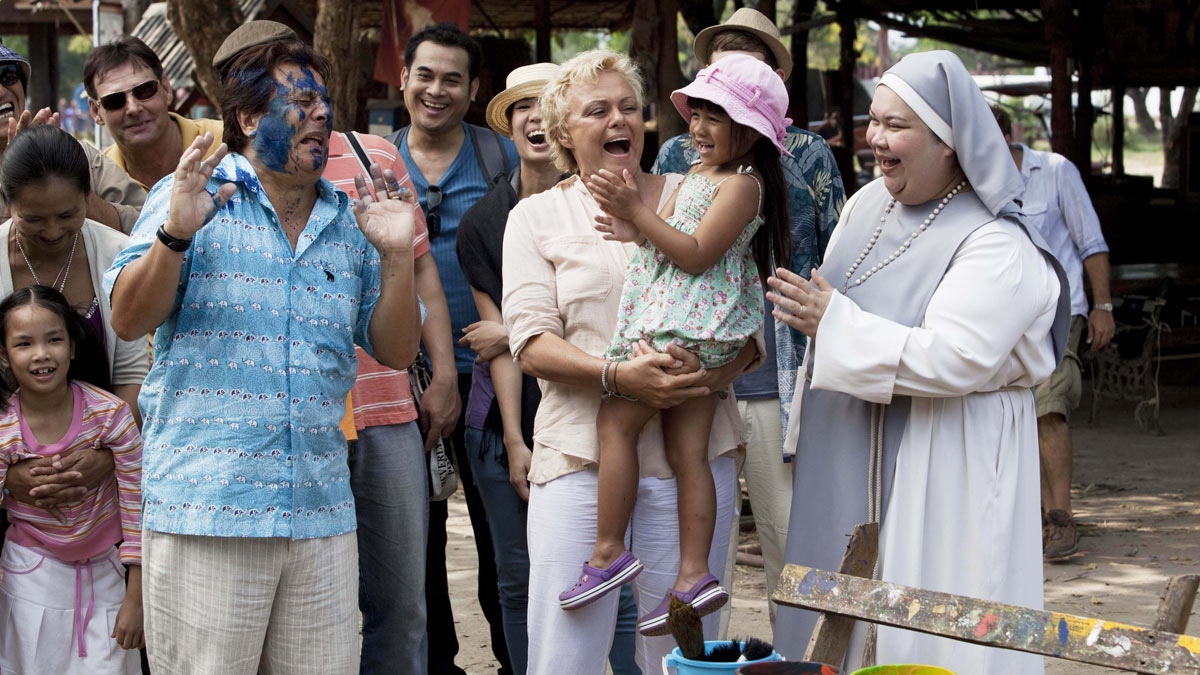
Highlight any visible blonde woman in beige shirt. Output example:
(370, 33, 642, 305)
(502, 50, 761, 675)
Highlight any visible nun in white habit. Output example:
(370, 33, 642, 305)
(766, 50, 1071, 674)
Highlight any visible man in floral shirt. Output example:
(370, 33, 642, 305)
(652, 7, 844, 623)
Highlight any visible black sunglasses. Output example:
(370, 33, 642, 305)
(0, 64, 21, 89)
(426, 185, 444, 239)
(96, 79, 160, 112)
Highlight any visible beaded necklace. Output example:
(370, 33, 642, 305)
(841, 180, 968, 293)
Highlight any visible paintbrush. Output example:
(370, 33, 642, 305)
(737, 636, 775, 662)
(666, 595, 705, 660)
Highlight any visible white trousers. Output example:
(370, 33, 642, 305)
(142, 530, 359, 675)
(525, 455, 737, 675)
(737, 398, 794, 623)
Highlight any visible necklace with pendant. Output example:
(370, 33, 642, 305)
(16, 231, 80, 293)
(841, 180, 968, 293)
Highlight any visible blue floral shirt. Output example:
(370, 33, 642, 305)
(104, 153, 382, 540)
(653, 126, 845, 437)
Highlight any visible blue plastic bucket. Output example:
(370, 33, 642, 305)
(662, 641, 784, 674)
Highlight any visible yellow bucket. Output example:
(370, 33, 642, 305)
(854, 662, 955, 667)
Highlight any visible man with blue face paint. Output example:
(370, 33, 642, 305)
(104, 37, 422, 675)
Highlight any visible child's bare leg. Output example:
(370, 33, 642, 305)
(592, 395, 658, 568)
(662, 393, 720, 592)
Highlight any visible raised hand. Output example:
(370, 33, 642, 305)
(0, 107, 61, 159)
(594, 212, 642, 243)
(353, 163, 416, 255)
(767, 267, 835, 339)
(586, 168, 645, 221)
(165, 132, 236, 239)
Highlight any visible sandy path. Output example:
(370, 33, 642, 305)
(446, 385, 1200, 674)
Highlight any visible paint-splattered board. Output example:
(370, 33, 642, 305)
(774, 565, 1200, 674)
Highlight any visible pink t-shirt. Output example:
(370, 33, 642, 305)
(324, 131, 431, 430)
(0, 382, 142, 566)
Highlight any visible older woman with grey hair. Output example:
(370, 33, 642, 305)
(501, 49, 761, 674)
(769, 50, 1070, 674)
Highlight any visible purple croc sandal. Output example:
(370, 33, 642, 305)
(559, 551, 644, 610)
(636, 573, 729, 636)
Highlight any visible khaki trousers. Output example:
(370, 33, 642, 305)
(143, 530, 359, 675)
(737, 398, 794, 623)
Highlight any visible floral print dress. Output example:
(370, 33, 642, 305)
(606, 169, 764, 369)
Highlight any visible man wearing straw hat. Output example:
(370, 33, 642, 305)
(652, 7, 845, 625)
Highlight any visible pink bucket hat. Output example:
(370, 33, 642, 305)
(671, 54, 793, 157)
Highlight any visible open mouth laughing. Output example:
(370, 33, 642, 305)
(603, 136, 631, 157)
(525, 129, 547, 149)
(0, 102, 14, 120)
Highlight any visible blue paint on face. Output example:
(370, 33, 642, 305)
(250, 63, 332, 175)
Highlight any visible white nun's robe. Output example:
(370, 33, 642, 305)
(783, 204, 1061, 674)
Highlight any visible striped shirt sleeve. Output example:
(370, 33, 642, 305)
(100, 398, 144, 566)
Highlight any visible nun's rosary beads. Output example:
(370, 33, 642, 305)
(841, 179, 969, 293)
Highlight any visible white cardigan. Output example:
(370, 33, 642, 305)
(0, 219, 150, 387)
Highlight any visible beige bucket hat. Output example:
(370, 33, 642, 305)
(485, 62, 561, 137)
(693, 7, 793, 80)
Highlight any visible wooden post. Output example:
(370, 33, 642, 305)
(534, 0, 551, 63)
(1041, 0, 1073, 156)
(803, 523, 879, 666)
(27, 24, 59, 112)
(836, 9, 857, 193)
(1074, 31, 1095, 176)
(1154, 575, 1200, 635)
(1113, 81, 1126, 178)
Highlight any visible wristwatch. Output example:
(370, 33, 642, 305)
(156, 225, 192, 252)
(1094, 302, 1114, 312)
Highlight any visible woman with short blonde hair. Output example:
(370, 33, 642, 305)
(502, 49, 761, 673)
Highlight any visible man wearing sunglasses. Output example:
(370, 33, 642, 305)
(84, 36, 223, 192)
(0, 38, 147, 233)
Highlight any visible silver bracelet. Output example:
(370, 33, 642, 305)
(601, 360, 614, 396)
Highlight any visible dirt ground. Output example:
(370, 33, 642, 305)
(443, 384, 1200, 674)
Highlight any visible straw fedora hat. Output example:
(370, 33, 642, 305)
(693, 8, 793, 81)
(485, 62, 561, 137)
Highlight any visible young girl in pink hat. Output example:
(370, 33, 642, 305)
(558, 53, 792, 635)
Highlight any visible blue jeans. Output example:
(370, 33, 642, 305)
(348, 421, 429, 675)
(464, 426, 640, 675)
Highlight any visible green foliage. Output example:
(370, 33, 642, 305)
(59, 35, 94, 102)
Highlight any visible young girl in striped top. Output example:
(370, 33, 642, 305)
(0, 285, 143, 675)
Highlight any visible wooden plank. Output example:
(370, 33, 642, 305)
(774, 565, 1200, 674)
(1155, 575, 1200, 635)
(804, 523, 879, 665)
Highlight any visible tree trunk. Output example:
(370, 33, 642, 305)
(1161, 85, 1198, 189)
(790, 0, 816, 128)
(656, 0, 687, 146)
(631, 0, 687, 151)
(166, 0, 244, 109)
(679, 0, 719, 38)
(1129, 87, 1156, 135)
(122, 0, 152, 34)
(315, 0, 360, 132)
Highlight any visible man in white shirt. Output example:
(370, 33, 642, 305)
(994, 107, 1115, 560)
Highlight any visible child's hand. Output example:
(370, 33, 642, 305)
(113, 567, 145, 650)
(587, 169, 643, 221)
(594, 213, 642, 243)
